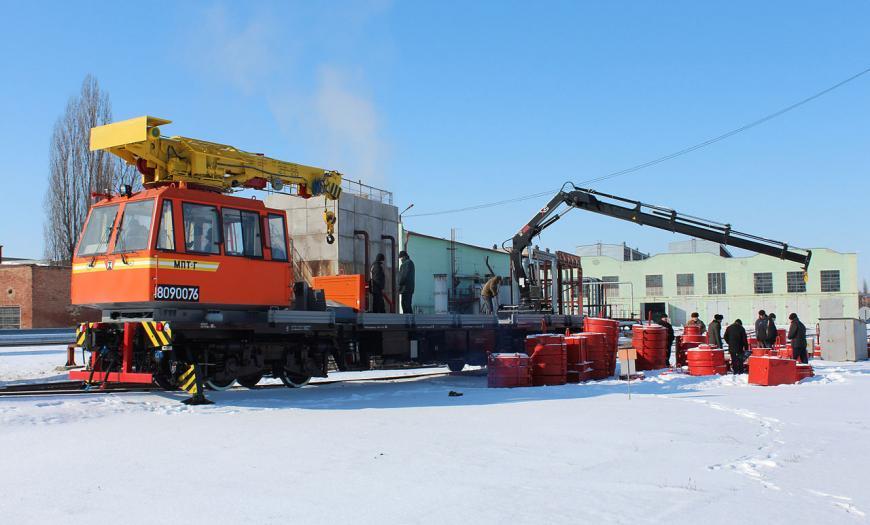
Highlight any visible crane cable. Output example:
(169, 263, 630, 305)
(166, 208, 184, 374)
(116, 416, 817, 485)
(405, 65, 870, 218)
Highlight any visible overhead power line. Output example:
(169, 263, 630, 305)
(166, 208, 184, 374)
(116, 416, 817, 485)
(406, 65, 870, 218)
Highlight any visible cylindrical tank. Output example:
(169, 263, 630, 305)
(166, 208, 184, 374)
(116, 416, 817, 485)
(684, 324, 701, 336)
(632, 324, 668, 370)
(487, 353, 532, 388)
(686, 344, 727, 376)
(584, 318, 619, 352)
(677, 330, 707, 366)
(530, 335, 567, 386)
(565, 335, 591, 383)
(575, 332, 611, 380)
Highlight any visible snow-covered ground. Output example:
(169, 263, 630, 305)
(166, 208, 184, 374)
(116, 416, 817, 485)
(1, 345, 869, 524)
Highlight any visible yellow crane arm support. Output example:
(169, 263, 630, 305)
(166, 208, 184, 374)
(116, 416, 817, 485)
(90, 116, 343, 200)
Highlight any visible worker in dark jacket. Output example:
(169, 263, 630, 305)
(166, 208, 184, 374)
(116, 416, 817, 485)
(481, 275, 502, 315)
(788, 313, 808, 364)
(766, 313, 779, 347)
(687, 312, 706, 334)
(369, 253, 386, 313)
(755, 310, 769, 348)
(658, 314, 675, 366)
(397, 250, 415, 314)
(724, 319, 749, 374)
(708, 314, 724, 348)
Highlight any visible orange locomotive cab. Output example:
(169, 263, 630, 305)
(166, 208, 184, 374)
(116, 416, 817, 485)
(71, 185, 293, 310)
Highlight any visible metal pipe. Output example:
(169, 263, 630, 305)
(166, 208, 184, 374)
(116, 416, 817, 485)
(381, 235, 397, 313)
(354, 230, 370, 310)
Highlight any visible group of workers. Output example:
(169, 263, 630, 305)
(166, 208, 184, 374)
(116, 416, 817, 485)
(658, 309, 809, 374)
(369, 251, 415, 314)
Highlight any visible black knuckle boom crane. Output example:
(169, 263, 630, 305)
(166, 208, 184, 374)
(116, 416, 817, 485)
(509, 183, 812, 311)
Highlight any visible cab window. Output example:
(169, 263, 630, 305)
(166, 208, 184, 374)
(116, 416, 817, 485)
(114, 199, 154, 253)
(222, 208, 263, 257)
(183, 203, 220, 254)
(267, 214, 288, 261)
(77, 204, 119, 257)
(156, 200, 175, 251)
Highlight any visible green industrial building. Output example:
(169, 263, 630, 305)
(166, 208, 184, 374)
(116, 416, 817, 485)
(578, 240, 858, 328)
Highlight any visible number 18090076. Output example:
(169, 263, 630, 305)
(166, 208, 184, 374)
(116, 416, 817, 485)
(154, 285, 200, 302)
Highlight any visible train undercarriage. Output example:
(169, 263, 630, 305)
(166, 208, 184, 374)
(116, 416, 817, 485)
(71, 306, 584, 392)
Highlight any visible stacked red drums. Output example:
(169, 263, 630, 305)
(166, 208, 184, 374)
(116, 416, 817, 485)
(487, 353, 532, 388)
(686, 344, 728, 376)
(583, 318, 619, 378)
(574, 332, 612, 379)
(632, 324, 668, 370)
(527, 334, 567, 386)
(565, 335, 593, 383)
(676, 324, 707, 366)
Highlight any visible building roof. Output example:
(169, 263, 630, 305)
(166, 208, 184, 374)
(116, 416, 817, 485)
(406, 231, 507, 255)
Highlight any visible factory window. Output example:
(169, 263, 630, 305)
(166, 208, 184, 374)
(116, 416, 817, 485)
(77, 204, 119, 256)
(707, 272, 726, 295)
(183, 203, 221, 254)
(222, 208, 263, 258)
(114, 199, 154, 253)
(786, 271, 806, 293)
(0, 306, 20, 329)
(820, 270, 840, 293)
(754, 272, 773, 294)
(267, 214, 288, 262)
(645, 274, 663, 296)
(156, 200, 175, 251)
(676, 273, 694, 295)
(602, 276, 619, 298)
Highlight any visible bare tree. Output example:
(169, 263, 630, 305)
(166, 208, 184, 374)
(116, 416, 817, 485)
(43, 75, 136, 263)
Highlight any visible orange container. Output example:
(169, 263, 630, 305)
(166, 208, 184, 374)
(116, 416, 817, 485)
(748, 356, 797, 386)
(313, 274, 366, 311)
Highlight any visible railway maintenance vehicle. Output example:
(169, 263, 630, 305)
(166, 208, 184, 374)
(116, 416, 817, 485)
(70, 116, 582, 402)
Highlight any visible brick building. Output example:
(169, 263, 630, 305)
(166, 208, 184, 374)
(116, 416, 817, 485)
(0, 248, 99, 328)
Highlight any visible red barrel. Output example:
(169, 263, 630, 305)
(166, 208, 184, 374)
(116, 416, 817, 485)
(687, 344, 727, 376)
(575, 332, 612, 380)
(585, 317, 619, 352)
(632, 324, 668, 370)
(676, 330, 707, 366)
(530, 335, 567, 386)
(684, 324, 701, 336)
(488, 353, 532, 388)
(565, 335, 593, 383)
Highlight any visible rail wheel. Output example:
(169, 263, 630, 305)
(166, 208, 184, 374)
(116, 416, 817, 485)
(205, 372, 236, 391)
(237, 373, 263, 389)
(279, 370, 311, 388)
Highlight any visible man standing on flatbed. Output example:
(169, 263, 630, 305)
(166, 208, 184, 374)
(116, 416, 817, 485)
(481, 275, 502, 314)
(398, 250, 415, 314)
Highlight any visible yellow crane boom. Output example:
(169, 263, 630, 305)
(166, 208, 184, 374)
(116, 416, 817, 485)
(90, 115, 343, 242)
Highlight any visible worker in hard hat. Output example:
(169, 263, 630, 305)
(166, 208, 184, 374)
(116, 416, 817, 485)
(481, 275, 502, 315)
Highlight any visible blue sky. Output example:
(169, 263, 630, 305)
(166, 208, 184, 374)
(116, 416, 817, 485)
(0, 1, 867, 286)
